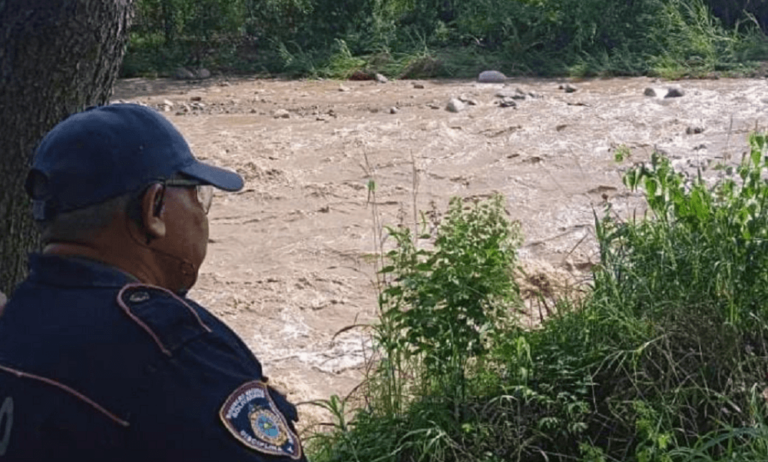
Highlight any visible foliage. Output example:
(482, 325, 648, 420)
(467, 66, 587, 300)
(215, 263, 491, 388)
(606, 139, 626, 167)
(310, 194, 528, 462)
(123, 0, 767, 78)
(378, 196, 522, 400)
(308, 133, 768, 462)
(582, 133, 768, 459)
(606, 134, 768, 328)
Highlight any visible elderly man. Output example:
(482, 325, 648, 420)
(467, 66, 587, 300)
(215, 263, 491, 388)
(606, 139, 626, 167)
(0, 104, 305, 461)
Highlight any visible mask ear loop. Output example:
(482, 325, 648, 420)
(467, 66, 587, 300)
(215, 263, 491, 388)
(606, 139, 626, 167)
(147, 183, 167, 244)
(154, 183, 167, 217)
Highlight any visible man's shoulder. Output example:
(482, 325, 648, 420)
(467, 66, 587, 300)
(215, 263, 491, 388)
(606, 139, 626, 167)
(117, 283, 214, 356)
(0, 281, 306, 461)
(0, 282, 220, 413)
(118, 283, 261, 367)
(4, 280, 213, 350)
(0, 282, 257, 426)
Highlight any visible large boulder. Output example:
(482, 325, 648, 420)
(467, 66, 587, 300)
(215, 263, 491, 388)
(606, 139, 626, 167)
(446, 98, 465, 113)
(194, 68, 211, 79)
(665, 86, 685, 98)
(273, 109, 290, 119)
(174, 67, 195, 80)
(174, 67, 211, 80)
(348, 70, 372, 80)
(498, 97, 517, 108)
(478, 70, 507, 83)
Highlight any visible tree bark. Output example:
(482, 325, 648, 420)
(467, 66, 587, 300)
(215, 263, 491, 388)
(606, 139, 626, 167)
(0, 1, 134, 294)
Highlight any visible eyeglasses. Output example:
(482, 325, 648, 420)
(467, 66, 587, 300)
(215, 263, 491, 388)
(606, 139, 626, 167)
(165, 178, 214, 215)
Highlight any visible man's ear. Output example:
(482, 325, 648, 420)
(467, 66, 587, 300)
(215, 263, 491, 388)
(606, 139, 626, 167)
(141, 184, 167, 241)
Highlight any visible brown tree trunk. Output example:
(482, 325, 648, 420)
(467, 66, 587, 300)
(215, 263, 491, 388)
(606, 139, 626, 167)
(0, 1, 134, 294)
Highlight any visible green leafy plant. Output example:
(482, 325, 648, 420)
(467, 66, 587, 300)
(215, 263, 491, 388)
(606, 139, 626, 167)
(125, 0, 767, 78)
(614, 144, 632, 163)
(378, 195, 522, 401)
(311, 132, 768, 462)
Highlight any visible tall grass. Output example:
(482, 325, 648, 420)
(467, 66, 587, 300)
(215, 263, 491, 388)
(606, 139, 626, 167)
(646, 0, 763, 77)
(307, 133, 768, 462)
(124, 0, 767, 78)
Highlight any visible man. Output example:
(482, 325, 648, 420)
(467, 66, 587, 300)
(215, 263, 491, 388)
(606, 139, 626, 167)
(0, 104, 306, 461)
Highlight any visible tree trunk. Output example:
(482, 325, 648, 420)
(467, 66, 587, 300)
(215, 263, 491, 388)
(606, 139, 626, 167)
(0, 1, 134, 294)
(160, 0, 176, 44)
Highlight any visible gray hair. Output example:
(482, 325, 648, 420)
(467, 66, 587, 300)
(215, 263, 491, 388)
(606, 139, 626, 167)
(39, 193, 135, 244)
(39, 172, 191, 244)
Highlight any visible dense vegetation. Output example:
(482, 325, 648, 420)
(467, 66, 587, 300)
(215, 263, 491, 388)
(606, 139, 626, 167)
(305, 134, 768, 461)
(124, 0, 768, 78)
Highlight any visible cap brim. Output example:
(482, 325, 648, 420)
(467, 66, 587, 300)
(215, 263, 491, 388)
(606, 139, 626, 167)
(181, 161, 244, 192)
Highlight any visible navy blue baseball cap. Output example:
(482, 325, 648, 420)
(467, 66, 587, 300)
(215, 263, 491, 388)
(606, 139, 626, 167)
(25, 103, 244, 220)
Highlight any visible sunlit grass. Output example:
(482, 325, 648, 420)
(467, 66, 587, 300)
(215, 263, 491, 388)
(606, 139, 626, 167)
(124, 0, 767, 79)
(307, 133, 768, 462)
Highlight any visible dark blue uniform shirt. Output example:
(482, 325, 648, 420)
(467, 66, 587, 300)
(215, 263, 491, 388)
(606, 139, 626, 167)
(0, 255, 306, 461)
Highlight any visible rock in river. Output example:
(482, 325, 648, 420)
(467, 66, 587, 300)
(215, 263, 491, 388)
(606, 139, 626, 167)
(446, 98, 465, 113)
(478, 70, 507, 83)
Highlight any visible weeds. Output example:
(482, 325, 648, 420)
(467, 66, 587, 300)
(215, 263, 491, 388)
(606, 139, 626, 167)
(124, 0, 766, 78)
(379, 196, 522, 402)
(308, 133, 768, 461)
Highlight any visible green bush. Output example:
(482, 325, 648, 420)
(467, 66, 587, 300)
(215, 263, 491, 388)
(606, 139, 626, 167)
(378, 196, 522, 400)
(578, 133, 768, 459)
(309, 133, 768, 462)
(309, 195, 528, 462)
(124, 0, 767, 77)
(134, 0, 245, 43)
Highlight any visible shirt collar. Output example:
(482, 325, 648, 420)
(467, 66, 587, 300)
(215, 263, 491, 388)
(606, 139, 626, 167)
(28, 254, 140, 288)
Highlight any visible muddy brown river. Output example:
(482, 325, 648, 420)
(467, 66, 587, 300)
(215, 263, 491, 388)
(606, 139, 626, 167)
(113, 75, 768, 430)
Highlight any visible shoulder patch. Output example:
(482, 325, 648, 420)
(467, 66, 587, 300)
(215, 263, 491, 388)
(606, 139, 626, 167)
(117, 283, 212, 356)
(220, 381, 302, 460)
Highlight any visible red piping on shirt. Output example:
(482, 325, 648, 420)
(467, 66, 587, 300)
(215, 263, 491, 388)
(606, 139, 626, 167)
(0, 363, 130, 427)
(117, 283, 212, 357)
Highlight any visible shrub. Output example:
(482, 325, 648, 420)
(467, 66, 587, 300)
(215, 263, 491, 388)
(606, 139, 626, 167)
(309, 133, 768, 462)
(124, 0, 767, 77)
(378, 195, 522, 401)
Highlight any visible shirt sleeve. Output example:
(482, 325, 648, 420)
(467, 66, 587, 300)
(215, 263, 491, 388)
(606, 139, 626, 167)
(116, 285, 307, 462)
(127, 331, 307, 462)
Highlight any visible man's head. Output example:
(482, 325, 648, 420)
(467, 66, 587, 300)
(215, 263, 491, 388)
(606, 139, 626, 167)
(26, 104, 244, 293)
